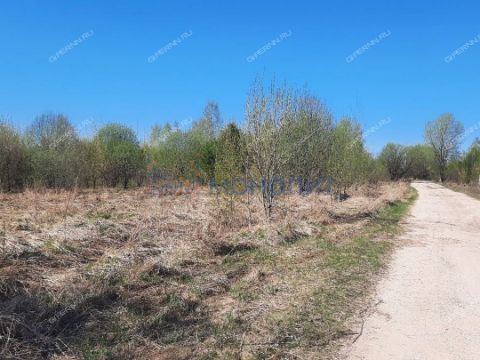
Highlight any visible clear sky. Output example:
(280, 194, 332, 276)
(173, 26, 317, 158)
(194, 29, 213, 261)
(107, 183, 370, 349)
(1, 0, 479, 153)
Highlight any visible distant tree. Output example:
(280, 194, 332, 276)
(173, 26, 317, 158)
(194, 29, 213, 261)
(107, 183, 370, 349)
(379, 143, 411, 180)
(149, 124, 190, 180)
(95, 124, 145, 188)
(445, 158, 466, 183)
(368, 157, 390, 183)
(327, 118, 366, 198)
(149, 124, 163, 146)
(454, 139, 480, 183)
(77, 139, 103, 188)
(211, 123, 246, 217)
(202, 101, 223, 136)
(185, 102, 223, 183)
(282, 92, 334, 192)
(405, 145, 435, 180)
(216, 123, 245, 187)
(0, 121, 30, 192)
(27, 113, 76, 149)
(194, 138, 217, 183)
(425, 113, 464, 182)
(26, 113, 80, 188)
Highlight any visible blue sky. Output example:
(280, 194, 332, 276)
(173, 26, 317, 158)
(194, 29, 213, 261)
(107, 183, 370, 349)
(1, 0, 479, 153)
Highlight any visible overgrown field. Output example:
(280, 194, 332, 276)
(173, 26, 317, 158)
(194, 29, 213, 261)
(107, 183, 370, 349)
(0, 182, 414, 359)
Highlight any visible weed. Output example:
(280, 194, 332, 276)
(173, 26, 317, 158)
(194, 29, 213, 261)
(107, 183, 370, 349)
(0, 183, 412, 359)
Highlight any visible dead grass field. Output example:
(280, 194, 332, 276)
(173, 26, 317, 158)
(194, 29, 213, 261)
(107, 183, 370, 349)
(0, 182, 413, 359)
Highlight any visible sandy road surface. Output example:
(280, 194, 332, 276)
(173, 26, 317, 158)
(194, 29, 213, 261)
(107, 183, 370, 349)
(346, 181, 480, 360)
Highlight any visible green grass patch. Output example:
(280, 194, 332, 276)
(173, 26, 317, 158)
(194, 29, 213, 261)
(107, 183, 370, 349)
(267, 187, 417, 355)
(229, 280, 260, 302)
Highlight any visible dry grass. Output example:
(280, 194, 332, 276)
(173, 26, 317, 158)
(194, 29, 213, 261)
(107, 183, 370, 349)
(444, 182, 480, 201)
(0, 182, 411, 359)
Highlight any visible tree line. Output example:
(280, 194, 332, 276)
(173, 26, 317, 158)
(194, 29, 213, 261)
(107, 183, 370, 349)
(1, 80, 478, 203)
(379, 113, 480, 184)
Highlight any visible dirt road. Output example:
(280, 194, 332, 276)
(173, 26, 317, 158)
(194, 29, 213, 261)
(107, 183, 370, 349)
(345, 181, 480, 360)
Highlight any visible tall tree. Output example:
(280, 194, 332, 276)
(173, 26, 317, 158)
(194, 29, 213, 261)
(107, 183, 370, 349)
(424, 113, 464, 182)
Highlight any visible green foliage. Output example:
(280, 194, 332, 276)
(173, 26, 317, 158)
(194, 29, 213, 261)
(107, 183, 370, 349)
(215, 123, 245, 187)
(405, 144, 435, 180)
(281, 92, 334, 191)
(3, 80, 475, 195)
(148, 124, 189, 180)
(425, 113, 464, 182)
(378, 143, 437, 181)
(379, 143, 410, 180)
(95, 124, 145, 188)
(214, 123, 246, 215)
(187, 118, 217, 183)
(26, 113, 81, 188)
(448, 139, 480, 184)
(0, 121, 29, 192)
(245, 79, 296, 216)
(328, 118, 371, 196)
(77, 139, 103, 188)
(462, 143, 480, 183)
(147, 102, 222, 184)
